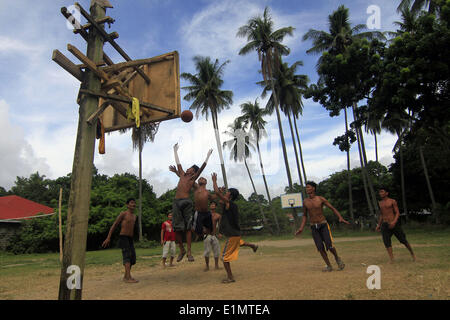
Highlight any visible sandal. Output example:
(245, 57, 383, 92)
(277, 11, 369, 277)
(252, 245, 258, 253)
(188, 255, 195, 262)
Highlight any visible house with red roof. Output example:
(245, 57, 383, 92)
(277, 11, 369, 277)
(0, 195, 55, 250)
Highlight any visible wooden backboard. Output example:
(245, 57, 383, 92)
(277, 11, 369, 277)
(100, 51, 181, 132)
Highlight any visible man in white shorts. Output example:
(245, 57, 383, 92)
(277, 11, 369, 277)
(161, 212, 176, 268)
(203, 201, 222, 271)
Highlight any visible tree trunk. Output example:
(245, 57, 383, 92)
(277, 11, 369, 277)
(398, 132, 408, 219)
(344, 108, 354, 221)
(419, 146, 438, 223)
(355, 121, 375, 218)
(271, 82, 293, 191)
(138, 131, 143, 242)
(58, 3, 106, 300)
(374, 133, 378, 163)
(212, 110, 228, 190)
(287, 111, 306, 200)
(293, 116, 308, 183)
(244, 159, 271, 233)
(257, 140, 280, 234)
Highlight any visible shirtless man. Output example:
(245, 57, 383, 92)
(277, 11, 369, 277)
(169, 143, 213, 262)
(201, 199, 222, 271)
(376, 187, 416, 263)
(102, 198, 138, 283)
(295, 181, 350, 272)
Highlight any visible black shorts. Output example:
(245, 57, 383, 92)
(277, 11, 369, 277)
(311, 223, 334, 251)
(193, 211, 213, 236)
(172, 198, 194, 231)
(118, 235, 136, 266)
(381, 222, 408, 248)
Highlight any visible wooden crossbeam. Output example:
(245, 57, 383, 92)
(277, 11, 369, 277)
(73, 16, 115, 34)
(79, 89, 175, 115)
(52, 49, 84, 81)
(61, 6, 114, 66)
(102, 53, 175, 74)
(67, 44, 130, 97)
(74, 2, 151, 84)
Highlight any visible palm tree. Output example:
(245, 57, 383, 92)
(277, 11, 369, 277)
(181, 56, 233, 189)
(258, 59, 309, 199)
(238, 99, 280, 234)
(222, 119, 271, 232)
(398, 0, 439, 14)
(122, 122, 160, 241)
(237, 6, 296, 193)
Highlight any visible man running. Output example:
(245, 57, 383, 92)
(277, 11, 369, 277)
(169, 143, 213, 262)
(376, 187, 416, 263)
(295, 181, 350, 272)
(102, 198, 138, 283)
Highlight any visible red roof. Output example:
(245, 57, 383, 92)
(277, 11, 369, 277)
(0, 195, 54, 221)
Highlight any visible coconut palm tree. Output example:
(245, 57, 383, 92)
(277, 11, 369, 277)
(258, 59, 309, 199)
(238, 99, 280, 234)
(181, 56, 233, 189)
(237, 6, 296, 192)
(222, 119, 271, 232)
(398, 0, 439, 14)
(122, 122, 159, 241)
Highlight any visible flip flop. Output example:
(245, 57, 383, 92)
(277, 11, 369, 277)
(222, 278, 236, 284)
(177, 251, 186, 262)
(188, 255, 195, 262)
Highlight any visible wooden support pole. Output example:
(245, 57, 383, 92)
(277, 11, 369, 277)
(52, 50, 84, 82)
(58, 2, 107, 301)
(75, 2, 151, 84)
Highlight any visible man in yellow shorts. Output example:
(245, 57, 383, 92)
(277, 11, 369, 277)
(211, 173, 258, 283)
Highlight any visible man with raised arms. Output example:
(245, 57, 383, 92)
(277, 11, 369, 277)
(169, 143, 213, 262)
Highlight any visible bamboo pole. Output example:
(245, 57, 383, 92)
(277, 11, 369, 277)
(58, 187, 63, 263)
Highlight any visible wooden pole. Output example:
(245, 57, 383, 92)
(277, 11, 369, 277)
(58, 3, 106, 300)
(58, 187, 63, 263)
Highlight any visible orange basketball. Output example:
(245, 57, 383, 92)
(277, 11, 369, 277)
(181, 110, 193, 123)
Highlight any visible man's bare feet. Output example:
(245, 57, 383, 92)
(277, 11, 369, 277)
(252, 244, 258, 253)
(123, 278, 139, 283)
(204, 267, 209, 272)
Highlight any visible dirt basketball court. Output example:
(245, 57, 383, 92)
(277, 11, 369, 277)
(1, 235, 448, 300)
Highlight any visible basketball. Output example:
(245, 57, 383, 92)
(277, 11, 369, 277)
(181, 110, 193, 123)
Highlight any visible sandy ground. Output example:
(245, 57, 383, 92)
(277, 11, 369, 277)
(1, 235, 449, 300)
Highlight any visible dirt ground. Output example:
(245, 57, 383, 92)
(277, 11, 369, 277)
(1, 235, 449, 300)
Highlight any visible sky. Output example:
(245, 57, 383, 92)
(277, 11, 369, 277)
(0, 0, 402, 200)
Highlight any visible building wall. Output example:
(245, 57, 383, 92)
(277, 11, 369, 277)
(0, 222, 22, 250)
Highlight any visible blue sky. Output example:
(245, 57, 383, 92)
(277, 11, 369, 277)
(0, 0, 402, 199)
